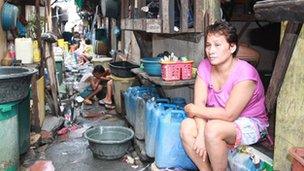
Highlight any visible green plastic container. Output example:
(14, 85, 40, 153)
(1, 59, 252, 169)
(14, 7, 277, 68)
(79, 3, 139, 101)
(0, 101, 20, 171)
(18, 93, 30, 154)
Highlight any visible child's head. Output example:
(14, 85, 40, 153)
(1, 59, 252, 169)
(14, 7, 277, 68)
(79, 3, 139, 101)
(92, 65, 105, 78)
(85, 38, 91, 45)
(205, 21, 238, 57)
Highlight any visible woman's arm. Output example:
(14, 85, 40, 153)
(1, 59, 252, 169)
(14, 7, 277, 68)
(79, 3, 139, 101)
(194, 76, 207, 106)
(186, 80, 256, 122)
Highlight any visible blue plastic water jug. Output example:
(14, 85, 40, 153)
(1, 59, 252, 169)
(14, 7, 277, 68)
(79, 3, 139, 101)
(155, 109, 197, 170)
(145, 103, 178, 157)
(134, 93, 156, 140)
(124, 86, 142, 119)
(128, 88, 151, 126)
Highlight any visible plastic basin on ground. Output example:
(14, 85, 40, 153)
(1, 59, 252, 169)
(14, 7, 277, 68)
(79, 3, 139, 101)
(84, 126, 134, 160)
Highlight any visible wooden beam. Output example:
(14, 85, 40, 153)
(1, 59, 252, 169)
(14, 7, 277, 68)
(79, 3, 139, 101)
(45, 43, 60, 116)
(180, 0, 189, 32)
(266, 22, 303, 115)
(195, 0, 204, 32)
(254, 0, 304, 22)
(161, 0, 174, 33)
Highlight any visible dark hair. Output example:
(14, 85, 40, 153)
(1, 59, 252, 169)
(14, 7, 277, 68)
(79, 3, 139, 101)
(85, 38, 91, 45)
(205, 21, 239, 57)
(93, 65, 105, 74)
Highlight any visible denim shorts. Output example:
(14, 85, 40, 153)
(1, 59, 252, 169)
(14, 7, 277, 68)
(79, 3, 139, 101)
(233, 117, 266, 148)
(79, 86, 93, 98)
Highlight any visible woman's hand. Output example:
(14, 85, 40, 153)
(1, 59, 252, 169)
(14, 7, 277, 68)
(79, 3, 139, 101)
(184, 103, 197, 118)
(193, 135, 207, 161)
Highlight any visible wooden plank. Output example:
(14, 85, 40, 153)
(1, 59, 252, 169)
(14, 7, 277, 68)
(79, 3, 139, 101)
(266, 22, 303, 115)
(146, 19, 162, 33)
(180, 0, 189, 32)
(161, 0, 174, 33)
(31, 74, 40, 131)
(121, 19, 126, 29)
(254, 0, 304, 22)
(125, 19, 134, 30)
(195, 0, 204, 32)
(45, 43, 60, 116)
(133, 19, 144, 30)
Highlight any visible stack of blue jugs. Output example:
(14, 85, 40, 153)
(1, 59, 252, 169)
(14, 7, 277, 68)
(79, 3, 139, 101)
(155, 109, 197, 170)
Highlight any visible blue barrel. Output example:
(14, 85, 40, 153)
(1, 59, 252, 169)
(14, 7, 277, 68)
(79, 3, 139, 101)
(145, 103, 178, 157)
(0, 101, 20, 171)
(155, 109, 196, 170)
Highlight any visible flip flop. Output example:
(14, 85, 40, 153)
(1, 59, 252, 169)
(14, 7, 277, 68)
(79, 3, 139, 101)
(98, 99, 112, 105)
(105, 104, 116, 110)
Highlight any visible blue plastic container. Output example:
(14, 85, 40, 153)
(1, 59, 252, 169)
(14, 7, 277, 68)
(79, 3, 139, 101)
(145, 103, 178, 157)
(124, 86, 142, 120)
(155, 109, 196, 170)
(134, 94, 155, 140)
(141, 57, 161, 76)
(171, 97, 187, 108)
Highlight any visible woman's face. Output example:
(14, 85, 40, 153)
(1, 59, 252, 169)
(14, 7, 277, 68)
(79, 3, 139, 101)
(205, 33, 236, 66)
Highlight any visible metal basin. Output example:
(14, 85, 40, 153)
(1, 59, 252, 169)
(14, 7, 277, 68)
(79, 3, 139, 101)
(0, 67, 37, 103)
(84, 126, 134, 160)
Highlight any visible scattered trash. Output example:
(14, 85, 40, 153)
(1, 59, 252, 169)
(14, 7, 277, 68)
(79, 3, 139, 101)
(75, 96, 84, 103)
(122, 154, 139, 168)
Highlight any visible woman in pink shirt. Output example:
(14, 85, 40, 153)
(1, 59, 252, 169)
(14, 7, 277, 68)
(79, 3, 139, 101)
(180, 21, 269, 171)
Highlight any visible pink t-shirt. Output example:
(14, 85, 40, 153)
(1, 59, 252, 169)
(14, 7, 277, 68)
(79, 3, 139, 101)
(197, 58, 268, 128)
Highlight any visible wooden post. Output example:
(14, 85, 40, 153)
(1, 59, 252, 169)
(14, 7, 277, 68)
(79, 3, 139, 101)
(180, 0, 189, 32)
(265, 21, 303, 115)
(195, 0, 204, 32)
(161, 0, 174, 33)
(45, 43, 60, 116)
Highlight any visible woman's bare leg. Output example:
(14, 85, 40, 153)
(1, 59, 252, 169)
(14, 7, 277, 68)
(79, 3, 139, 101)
(103, 79, 113, 104)
(205, 120, 237, 171)
(180, 118, 211, 171)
